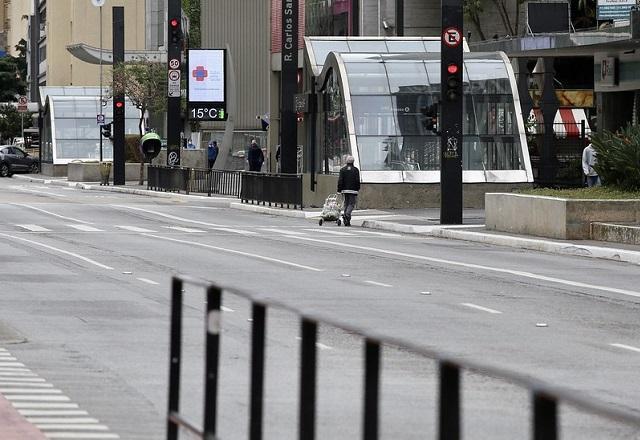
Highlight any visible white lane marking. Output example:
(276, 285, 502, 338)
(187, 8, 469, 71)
(67, 224, 103, 232)
(43, 433, 120, 439)
(610, 343, 640, 354)
(19, 410, 89, 416)
(36, 424, 109, 430)
(6, 395, 71, 401)
(0, 233, 114, 270)
(0, 366, 29, 371)
(0, 371, 36, 375)
(136, 278, 159, 285)
(16, 224, 51, 232)
(289, 236, 640, 298)
(164, 226, 206, 233)
(364, 280, 393, 288)
(261, 228, 307, 236)
(28, 418, 100, 424)
(0, 356, 17, 360)
(295, 337, 333, 350)
(211, 227, 258, 235)
(142, 233, 324, 272)
(461, 303, 503, 314)
(0, 382, 53, 387)
(9, 187, 69, 198)
(12, 403, 79, 409)
(304, 228, 355, 236)
(0, 388, 63, 393)
(112, 205, 225, 227)
(0, 362, 25, 367)
(13, 204, 92, 224)
(221, 306, 235, 312)
(0, 377, 45, 382)
(115, 225, 155, 233)
(352, 230, 401, 237)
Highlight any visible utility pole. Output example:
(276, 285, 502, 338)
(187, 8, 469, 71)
(280, 0, 298, 174)
(166, 0, 183, 167)
(440, 0, 464, 224)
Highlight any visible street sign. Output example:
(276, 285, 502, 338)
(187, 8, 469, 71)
(442, 27, 462, 48)
(17, 95, 28, 113)
(169, 58, 180, 69)
(91, 0, 106, 6)
(97, 114, 105, 124)
(168, 69, 181, 97)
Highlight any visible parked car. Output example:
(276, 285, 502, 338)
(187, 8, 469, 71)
(0, 145, 39, 177)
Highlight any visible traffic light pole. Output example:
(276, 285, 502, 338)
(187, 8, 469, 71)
(280, 0, 298, 174)
(440, 0, 464, 224)
(112, 6, 125, 185)
(166, 0, 182, 167)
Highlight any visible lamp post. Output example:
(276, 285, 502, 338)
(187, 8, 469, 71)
(91, 0, 106, 161)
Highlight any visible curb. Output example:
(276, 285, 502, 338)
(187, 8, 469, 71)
(229, 202, 320, 219)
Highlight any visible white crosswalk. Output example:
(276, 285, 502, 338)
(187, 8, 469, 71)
(0, 347, 120, 439)
(9, 223, 405, 239)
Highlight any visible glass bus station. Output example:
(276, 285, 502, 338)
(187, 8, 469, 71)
(296, 37, 534, 207)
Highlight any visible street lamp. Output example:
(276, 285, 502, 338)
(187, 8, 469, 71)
(91, 0, 106, 161)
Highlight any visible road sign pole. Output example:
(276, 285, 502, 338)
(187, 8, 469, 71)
(167, 0, 182, 167)
(440, 0, 464, 225)
(99, 4, 103, 162)
(112, 6, 125, 185)
(280, 0, 298, 174)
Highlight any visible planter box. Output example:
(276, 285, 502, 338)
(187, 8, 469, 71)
(486, 193, 640, 240)
(67, 162, 148, 182)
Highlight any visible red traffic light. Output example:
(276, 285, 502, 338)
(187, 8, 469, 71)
(170, 18, 179, 28)
(447, 64, 459, 75)
(115, 101, 124, 108)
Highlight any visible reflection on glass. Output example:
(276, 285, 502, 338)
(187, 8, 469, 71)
(347, 41, 388, 52)
(385, 41, 425, 52)
(352, 96, 397, 136)
(346, 62, 389, 95)
(323, 70, 350, 173)
(385, 62, 429, 94)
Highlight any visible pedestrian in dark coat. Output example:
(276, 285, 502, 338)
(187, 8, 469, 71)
(207, 140, 219, 170)
(337, 155, 360, 226)
(247, 139, 264, 172)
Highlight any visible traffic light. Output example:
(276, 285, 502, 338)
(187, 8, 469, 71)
(169, 17, 182, 45)
(420, 103, 439, 134)
(101, 122, 112, 140)
(445, 63, 462, 102)
(114, 99, 125, 120)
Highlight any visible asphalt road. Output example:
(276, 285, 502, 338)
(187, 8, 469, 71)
(0, 178, 639, 439)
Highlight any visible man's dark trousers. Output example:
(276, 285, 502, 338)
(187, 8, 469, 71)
(343, 193, 357, 225)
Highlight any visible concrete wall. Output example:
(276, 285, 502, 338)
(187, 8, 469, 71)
(152, 149, 208, 169)
(486, 193, 640, 239)
(303, 175, 531, 208)
(67, 162, 147, 182)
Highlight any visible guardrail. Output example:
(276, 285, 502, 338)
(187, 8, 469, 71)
(147, 165, 241, 197)
(166, 276, 640, 440)
(240, 172, 303, 209)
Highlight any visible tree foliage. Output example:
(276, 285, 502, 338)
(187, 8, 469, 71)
(0, 56, 27, 102)
(591, 125, 640, 191)
(182, 0, 201, 48)
(0, 104, 32, 143)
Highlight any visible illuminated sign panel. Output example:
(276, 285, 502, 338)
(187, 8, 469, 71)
(187, 49, 227, 121)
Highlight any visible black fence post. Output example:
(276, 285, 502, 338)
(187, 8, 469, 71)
(363, 340, 380, 440)
(203, 285, 222, 437)
(299, 319, 317, 440)
(533, 392, 558, 440)
(249, 304, 266, 440)
(438, 361, 460, 440)
(167, 277, 183, 440)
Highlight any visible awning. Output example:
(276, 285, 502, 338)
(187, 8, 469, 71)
(528, 108, 592, 138)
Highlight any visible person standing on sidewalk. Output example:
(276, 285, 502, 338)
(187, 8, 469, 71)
(582, 141, 600, 187)
(247, 139, 264, 172)
(337, 156, 360, 226)
(207, 140, 219, 170)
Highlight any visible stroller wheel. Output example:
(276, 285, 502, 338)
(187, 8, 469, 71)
(336, 218, 342, 226)
(319, 218, 324, 226)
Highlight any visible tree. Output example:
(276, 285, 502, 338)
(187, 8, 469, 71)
(0, 105, 32, 143)
(182, 0, 201, 48)
(109, 59, 167, 183)
(0, 56, 27, 102)
(464, 0, 487, 41)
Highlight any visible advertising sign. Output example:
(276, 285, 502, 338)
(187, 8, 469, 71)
(187, 49, 226, 120)
(597, 0, 636, 20)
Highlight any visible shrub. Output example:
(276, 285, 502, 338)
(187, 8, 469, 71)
(591, 124, 640, 190)
(124, 134, 142, 163)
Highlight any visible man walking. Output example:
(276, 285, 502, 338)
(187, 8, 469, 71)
(582, 140, 600, 187)
(337, 156, 360, 226)
(247, 139, 264, 172)
(208, 140, 219, 170)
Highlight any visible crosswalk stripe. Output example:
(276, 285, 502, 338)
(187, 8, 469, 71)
(36, 424, 109, 430)
(211, 227, 257, 235)
(6, 395, 70, 401)
(304, 228, 355, 236)
(43, 433, 120, 439)
(0, 377, 45, 382)
(0, 382, 53, 387)
(16, 224, 51, 232)
(28, 418, 100, 424)
(114, 225, 155, 233)
(262, 228, 307, 236)
(164, 226, 206, 233)
(0, 388, 62, 393)
(67, 224, 103, 232)
(19, 410, 89, 416)
(0, 362, 25, 367)
(12, 403, 79, 409)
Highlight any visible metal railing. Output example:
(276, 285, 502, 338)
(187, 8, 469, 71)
(147, 165, 241, 197)
(240, 171, 303, 209)
(166, 276, 640, 440)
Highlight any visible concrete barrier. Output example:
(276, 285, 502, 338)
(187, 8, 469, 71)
(486, 193, 640, 239)
(591, 222, 640, 245)
(67, 162, 148, 182)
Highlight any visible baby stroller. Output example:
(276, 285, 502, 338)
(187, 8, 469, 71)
(319, 193, 343, 226)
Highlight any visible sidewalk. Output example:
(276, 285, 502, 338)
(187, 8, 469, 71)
(12, 174, 640, 266)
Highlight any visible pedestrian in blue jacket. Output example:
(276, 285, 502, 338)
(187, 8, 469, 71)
(208, 140, 219, 170)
